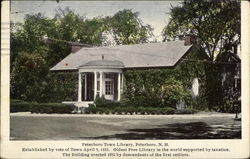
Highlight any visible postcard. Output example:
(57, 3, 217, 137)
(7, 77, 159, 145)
(1, 0, 249, 158)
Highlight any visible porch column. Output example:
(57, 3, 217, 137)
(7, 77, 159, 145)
(94, 71, 97, 100)
(100, 71, 103, 97)
(78, 72, 82, 102)
(117, 73, 121, 101)
(121, 73, 124, 93)
(84, 73, 87, 101)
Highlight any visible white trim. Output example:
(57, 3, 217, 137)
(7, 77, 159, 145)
(121, 73, 124, 93)
(78, 72, 82, 102)
(94, 71, 97, 100)
(74, 101, 93, 107)
(79, 68, 122, 73)
(77, 70, 123, 102)
(100, 71, 103, 97)
(117, 73, 121, 101)
(62, 101, 77, 105)
(84, 73, 87, 100)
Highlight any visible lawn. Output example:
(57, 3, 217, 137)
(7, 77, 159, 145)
(10, 113, 241, 140)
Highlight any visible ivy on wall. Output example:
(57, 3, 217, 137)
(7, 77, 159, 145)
(122, 45, 207, 109)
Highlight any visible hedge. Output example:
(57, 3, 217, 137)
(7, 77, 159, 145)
(10, 100, 33, 112)
(85, 106, 196, 115)
(10, 100, 74, 114)
(11, 99, 197, 115)
(87, 96, 198, 115)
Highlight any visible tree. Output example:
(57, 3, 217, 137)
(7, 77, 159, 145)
(162, 0, 240, 109)
(10, 13, 55, 65)
(11, 49, 49, 101)
(54, 7, 84, 42)
(10, 9, 81, 102)
(163, 0, 240, 61)
(108, 9, 153, 45)
(78, 17, 109, 46)
(10, 8, 155, 102)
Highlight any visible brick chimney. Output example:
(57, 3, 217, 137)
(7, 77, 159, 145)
(71, 45, 82, 53)
(69, 42, 84, 53)
(184, 34, 196, 46)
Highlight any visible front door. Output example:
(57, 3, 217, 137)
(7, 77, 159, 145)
(104, 74, 114, 100)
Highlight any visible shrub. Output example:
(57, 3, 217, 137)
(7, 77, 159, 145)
(10, 99, 36, 112)
(161, 107, 175, 114)
(129, 94, 162, 108)
(94, 95, 121, 108)
(141, 107, 155, 114)
(86, 105, 107, 114)
(161, 77, 192, 108)
(11, 99, 74, 114)
(113, 107, 125, 114)
(30, 103, 74, 114)
(86, 106, 97, 114)
(217, 96, 241, 113)
(174, 108, 197, 114)
(85, 106, 179, 115)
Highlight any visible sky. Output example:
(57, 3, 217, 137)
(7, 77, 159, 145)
(11, 1, 182, 40)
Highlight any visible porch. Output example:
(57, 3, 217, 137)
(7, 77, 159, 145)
(74, 59, 124, 108)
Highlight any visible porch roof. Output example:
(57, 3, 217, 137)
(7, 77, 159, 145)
(50, 40, 192, 71)
(78, 60, 124, 69)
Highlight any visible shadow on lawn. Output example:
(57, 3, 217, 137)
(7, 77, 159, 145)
(77, 122, 241, 140)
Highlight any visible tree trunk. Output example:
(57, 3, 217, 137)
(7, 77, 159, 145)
(204, 62, 222, 110)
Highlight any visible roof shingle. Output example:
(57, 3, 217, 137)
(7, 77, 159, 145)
(50, 40, 192, 71)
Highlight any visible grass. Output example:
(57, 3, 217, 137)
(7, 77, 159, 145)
(10, 114, 241, 140)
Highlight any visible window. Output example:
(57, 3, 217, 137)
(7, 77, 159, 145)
(105, 73, 112, 79)
(105, 80, 114, 95)
(97, 72, 100, 95)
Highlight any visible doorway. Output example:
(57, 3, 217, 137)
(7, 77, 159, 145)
(104, 73, 114, 100)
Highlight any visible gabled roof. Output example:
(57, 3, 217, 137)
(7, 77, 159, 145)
(50, 40, 192, 71)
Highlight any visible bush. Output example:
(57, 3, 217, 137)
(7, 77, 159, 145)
(129, 95, 162, 108)
(86, 105, 106, 114)
(217, 96, 241, 113)
(10, 99, 74, 114)
(85, 106, 180, 115)
(94, 96, 121, 108)
(139, 107, 156, 114)
(161, 107, 176, 114)
(87, 95, 195, 115)
(174, 108, 198, 114)
(10, 99, 35, 112)
(30, 103, 74, 114)
(161, 78, 192, 107)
